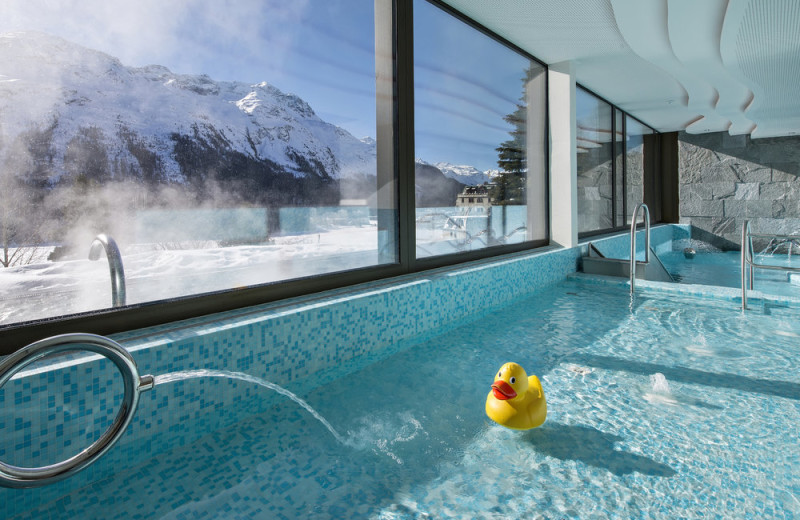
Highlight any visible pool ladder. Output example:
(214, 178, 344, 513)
(89, 234, 126, 307)
(629, 203, 650, 294)
(581, 203, 673, 291)
(740, 220, 800, 310)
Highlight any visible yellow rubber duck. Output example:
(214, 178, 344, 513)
(485, 362, 547, 430)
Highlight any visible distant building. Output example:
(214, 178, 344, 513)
(446, 185, 493, 243)
(455, 185, 491, 210)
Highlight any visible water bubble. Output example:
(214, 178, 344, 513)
(644, 373, 677, 406)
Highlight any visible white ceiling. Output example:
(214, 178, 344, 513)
(441, 0, 800, 138)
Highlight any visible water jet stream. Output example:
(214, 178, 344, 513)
(154, 369, 347, 445)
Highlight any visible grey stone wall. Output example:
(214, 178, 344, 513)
(678, 131, 800, 248)
(577, 143, 613, 233)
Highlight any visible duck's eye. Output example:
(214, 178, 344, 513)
(510, 377, 516, 384)
(498, 372, 502, 379)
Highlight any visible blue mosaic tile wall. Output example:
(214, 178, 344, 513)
(0, 236, 601, 515)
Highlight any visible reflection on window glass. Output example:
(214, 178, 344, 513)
(0, 0, 393, 326)
(614, 110, 624, 227)
(413, 0, 546, 258)
(577, 87, 613, 234)
(625, 116, 653, 224)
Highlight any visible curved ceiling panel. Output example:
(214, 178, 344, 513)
(722, 0, 800, 138)
(440, 0, 628, 64)
(610, 0, 731, 133)
(571, 56, 692, 131)
(443, 0, 692, 131)
(442, 0, 799, 137)
(668, 0, 754, 134)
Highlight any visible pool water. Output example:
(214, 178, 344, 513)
(660, 250, 800, 299)
(8, 279, 800, 519)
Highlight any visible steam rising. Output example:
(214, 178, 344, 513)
(0, 0, 311, 81)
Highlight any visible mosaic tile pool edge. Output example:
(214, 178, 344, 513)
(7, 231, 639, 515)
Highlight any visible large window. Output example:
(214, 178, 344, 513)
(0, 0, 395, 327)
(625, 116, 654, 223)
(576, 87, 614, 234)
(577, 87, 655, 235)
(413, 0, 547, 258)
(1, 1, 665, 350)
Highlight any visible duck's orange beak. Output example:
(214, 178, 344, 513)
(491, 380, 517, 400)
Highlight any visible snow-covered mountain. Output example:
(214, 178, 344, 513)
(432, 162, 491, 185)
(414, 159, 495, 186)
(0, 32, 508, 212)
(0, 31, 375, 187)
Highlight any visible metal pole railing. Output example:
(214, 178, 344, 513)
(629, 203, 650, 294)
(741, 221, 800, 310)
(741, 220, 750, 310)
(89, 234, 126, 307)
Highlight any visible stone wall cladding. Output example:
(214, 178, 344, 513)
(678, 131, 800, 247)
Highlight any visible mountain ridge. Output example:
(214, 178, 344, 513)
(0, 32, 497, 213)
(0, 31, 375, 185)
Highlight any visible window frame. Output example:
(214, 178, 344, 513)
(412, 0, 551, 265)
(0, 0, 550, 354)
(576, 85, 658, 240)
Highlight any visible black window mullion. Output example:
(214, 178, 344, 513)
(611, 107, 617, 228)
(395, 0, 416, 271)
(621, 114, 627, 225)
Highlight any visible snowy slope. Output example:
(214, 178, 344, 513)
(413, 158, 493, 186)
(432, 161, 491, 185)
(0, 30, 500, 211)
(0, 31, 376, 182)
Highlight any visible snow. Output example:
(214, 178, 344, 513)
(0, 226, 381, 325)
(433, 161, 491, 185)
(0, 31, 504, 328)
(0, 31, 377, 181)
(0, 204, 522, 326)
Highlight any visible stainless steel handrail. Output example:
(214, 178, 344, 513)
(741, 221, 754, 310)
(629, 203, 651, 294)
(0, 334, 154, 488)
(741, 220, 800, 310)
(89, 234, 126, 307)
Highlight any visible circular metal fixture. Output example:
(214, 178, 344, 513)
(0, 334, 153, 488)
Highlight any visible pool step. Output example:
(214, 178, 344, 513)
(582, 246, 674, 282)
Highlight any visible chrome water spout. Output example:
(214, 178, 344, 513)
(89, 234, 126, 307)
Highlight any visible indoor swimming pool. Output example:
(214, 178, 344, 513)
(660, 249, 800, 298)
(3, 274, 799, 519)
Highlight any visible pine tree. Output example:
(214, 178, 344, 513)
(492, 68, 535, 205)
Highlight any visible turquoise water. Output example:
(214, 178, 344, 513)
(9, 279, 800, 519)
(661, 250, 800, 298)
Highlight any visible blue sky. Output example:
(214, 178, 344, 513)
(0, 0, 531, 172)
(413, 0, 533, 171)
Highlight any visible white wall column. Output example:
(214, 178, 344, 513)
(548, 61, 578, 248)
